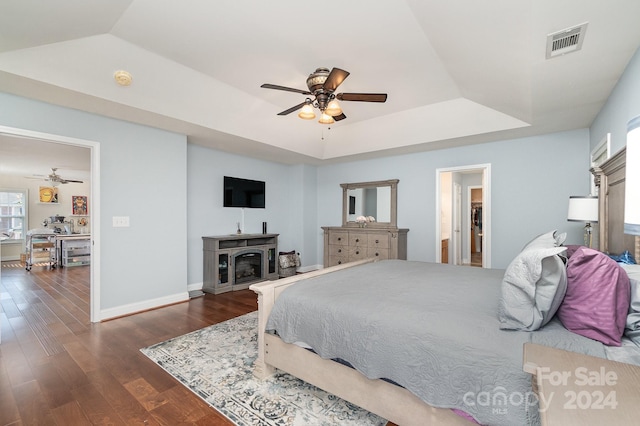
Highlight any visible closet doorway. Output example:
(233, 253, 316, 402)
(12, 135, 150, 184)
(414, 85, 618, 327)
(436, 164, 491, 268)
(469, 186, 483, 267)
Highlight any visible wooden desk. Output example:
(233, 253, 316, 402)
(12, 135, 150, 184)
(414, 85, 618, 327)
(523, 343, 640, 425)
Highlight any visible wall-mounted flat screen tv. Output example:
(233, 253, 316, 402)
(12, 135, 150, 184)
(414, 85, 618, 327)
(224, 176, 265, 208)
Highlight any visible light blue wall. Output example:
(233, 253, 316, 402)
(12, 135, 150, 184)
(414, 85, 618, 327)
(0, 92, 187, 312)
(591, 47, 640, 153)
(9, 43, 640, 310)
(186, 144, 311, 285)
(317, 129, 591, 269)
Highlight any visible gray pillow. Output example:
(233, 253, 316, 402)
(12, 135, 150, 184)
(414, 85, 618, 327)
(622, 263, 640, 345)
(498, 246, 568, 331)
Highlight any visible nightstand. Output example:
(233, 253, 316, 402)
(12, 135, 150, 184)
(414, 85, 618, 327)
(523, 343, 640, 425)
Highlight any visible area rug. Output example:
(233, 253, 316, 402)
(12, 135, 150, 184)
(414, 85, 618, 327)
(140, 311, 386, 426)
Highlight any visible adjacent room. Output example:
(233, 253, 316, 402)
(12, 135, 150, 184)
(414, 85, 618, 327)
(2, 1, 640, 425)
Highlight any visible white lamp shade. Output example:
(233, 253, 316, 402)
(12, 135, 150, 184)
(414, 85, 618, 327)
(325, 99, 342, 116)
(297, 104, 316, 120)
(625, 116, 640, 235)
(318, 112, 335, 124)
(567, 196, 598, 222)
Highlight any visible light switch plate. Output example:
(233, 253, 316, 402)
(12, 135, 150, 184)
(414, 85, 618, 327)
(112, 216, 130, 227)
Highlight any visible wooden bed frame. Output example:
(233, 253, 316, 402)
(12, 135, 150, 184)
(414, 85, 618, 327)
(249, 258, 473, 426)
(249, 147, 635, 426)
(591, 146, 640, 261)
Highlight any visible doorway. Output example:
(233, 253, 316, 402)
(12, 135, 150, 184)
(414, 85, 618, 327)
(436, 164, 491, 268)
(0, 125, 100, 322)
(469, 186, 483, 267)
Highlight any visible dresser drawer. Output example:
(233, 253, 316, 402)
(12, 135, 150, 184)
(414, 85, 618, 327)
(328, 231, 349, 246)
(328, 254, 349, 266)
(367, 233, 390, 249)
(348, 233, 366, 246)
(328, 245, 348, 257)
(349, 246, 368, 260)
(367, 247, 390, 260)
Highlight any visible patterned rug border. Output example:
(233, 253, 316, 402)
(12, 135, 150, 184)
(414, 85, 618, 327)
(140, 311, 386, 426)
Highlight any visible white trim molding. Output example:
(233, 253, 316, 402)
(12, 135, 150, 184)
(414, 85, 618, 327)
(100, 291, 190, 321)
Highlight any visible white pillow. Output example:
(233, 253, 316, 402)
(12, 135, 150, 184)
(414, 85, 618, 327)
(498, 246, 568, 331)
(522, 230, 567, 251)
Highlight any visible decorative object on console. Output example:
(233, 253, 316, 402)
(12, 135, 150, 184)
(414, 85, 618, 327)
(278, 250, 300, 278)
(625, 115, 640, 236)
(567, 195, 598, 247)
(355, 215, 375, 227)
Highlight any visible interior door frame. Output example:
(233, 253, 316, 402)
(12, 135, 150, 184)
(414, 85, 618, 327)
(0, 125, 101, 322)
(453, 182, 462, 265)
(466, 185, 483, 265)
(435, 164, 491, 268)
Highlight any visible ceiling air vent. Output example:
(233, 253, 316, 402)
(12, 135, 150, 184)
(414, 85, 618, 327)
(546, 22, 588, 59)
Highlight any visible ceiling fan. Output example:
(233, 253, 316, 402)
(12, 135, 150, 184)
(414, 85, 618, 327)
(30, 168, 84, 185)
(261, 67, 387, 124)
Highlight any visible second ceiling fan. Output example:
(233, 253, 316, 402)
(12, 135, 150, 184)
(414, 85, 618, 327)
(261, 67, 387, 124)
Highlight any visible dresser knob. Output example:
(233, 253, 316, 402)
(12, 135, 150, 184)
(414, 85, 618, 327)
(338, 249, 342, 253)
(356, 251, 359, 255)
(375, 252, 379, 256)
(355, 238, 359, 243)
(338, 260, 342, 264)
(338, 237, 341, 241)
(375, 239, 379, 243)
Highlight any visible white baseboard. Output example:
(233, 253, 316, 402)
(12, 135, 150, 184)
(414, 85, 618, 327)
(99, 291, 189, 321)
(188, 282, 203, 292)
(298, 264, 322, 273)
(1, 255, 20, 261)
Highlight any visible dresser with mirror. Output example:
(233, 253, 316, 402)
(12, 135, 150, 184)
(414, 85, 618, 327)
(322, 179, 409, 267)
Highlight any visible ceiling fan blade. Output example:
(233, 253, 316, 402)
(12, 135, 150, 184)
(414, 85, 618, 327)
(261, 83, 311, 95)
(61, 179, 84, 184)
(277, 101, 308, 116)
(337, 93, 387, 102)
(323, 68, 350, 92)
(333, 113, 347, 121)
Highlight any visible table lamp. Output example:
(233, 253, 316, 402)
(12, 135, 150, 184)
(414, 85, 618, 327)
(567, 196, 599, 247)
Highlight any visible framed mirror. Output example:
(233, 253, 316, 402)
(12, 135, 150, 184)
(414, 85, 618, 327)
(341, 179, 398, 228)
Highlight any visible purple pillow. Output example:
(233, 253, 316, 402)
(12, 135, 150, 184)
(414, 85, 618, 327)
(557, 247, 630, 346)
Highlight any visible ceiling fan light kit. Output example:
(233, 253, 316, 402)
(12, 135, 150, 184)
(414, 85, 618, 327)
(325, 99, 342, 116)
(318, 113, 335, 125)
(261, 66, 387, 124)
(298, 103, 316, 120)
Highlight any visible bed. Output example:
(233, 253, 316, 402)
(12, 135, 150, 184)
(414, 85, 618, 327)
(249, 147, 640, 426)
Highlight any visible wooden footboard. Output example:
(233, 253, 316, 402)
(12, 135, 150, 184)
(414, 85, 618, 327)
(249, 258, 376, 378)
(249, 259, 474, 425)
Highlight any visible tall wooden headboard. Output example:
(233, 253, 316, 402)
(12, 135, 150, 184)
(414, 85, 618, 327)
(591, 147, 640, 261)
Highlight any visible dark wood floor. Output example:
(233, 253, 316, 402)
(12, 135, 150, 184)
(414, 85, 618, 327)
(0, 262, 257, 425)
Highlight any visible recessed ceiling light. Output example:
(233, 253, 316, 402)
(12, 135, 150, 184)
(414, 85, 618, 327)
(114, 70, 133, 86)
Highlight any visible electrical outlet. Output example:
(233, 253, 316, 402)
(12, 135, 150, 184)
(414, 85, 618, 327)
(112, 216, 130, 227)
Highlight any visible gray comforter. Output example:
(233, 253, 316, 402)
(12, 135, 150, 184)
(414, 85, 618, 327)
(265, 260, 606, 426)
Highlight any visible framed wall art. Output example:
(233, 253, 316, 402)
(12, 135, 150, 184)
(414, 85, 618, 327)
(39, 186, 58, 203)
(72, 195, 88, 215)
